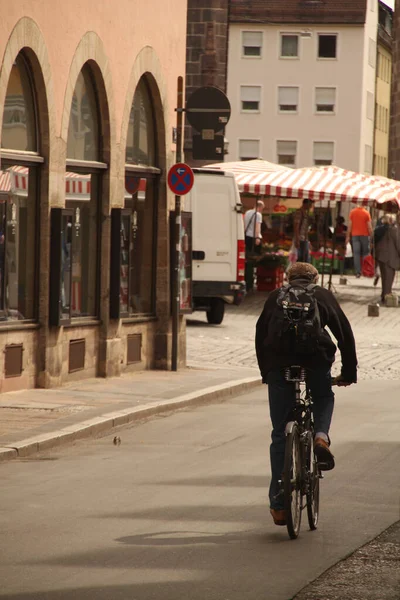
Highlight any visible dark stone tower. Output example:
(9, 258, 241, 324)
(389, 0, 400, 179)
(184, 0, 229, 166)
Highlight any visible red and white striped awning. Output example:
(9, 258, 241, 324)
(234, 165, 400, 206)
(205, 159, 289, 179)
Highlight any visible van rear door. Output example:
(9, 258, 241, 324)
(190, 171, 238, 282)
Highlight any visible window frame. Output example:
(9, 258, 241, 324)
(238, 138, 260, 161)
(0, 52, 42, 326)
(317, 33, 338, 60)
(280, 33, 300, 59)
(314, 86, 337, 115)
(118, 167, 160, 319)
(278, 86, 299, 114)
(240, 85, 261, 113)
(313, 141, 335, 166)
(241, 30, 263, 58)
(276, 139, 297, 167)
(0, 159, 40, 324)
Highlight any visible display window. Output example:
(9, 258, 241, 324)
(0, 53, 41, 323)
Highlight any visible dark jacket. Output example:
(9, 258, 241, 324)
(255, 278, 358, 382)
(375, 224, 400, 271)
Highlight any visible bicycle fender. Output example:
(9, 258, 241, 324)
(285, 421, 296, 435)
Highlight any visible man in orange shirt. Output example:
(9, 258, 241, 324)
(345, 205, 372, 278)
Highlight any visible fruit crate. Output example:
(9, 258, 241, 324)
(256, 265, 284, 291)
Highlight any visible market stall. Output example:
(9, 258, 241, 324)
(210, 161, 400, 290)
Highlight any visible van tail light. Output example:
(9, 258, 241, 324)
(237, 239, 245, 282)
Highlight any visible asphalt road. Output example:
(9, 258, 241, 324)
(0, 380, 399, 600)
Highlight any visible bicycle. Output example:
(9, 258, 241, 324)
(279, 365, 329, 540)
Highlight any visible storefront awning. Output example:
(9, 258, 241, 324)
(231, 165, 400, 206)
(204, 159, 290, 179)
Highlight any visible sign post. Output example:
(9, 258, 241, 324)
(170, 78, 195, 372)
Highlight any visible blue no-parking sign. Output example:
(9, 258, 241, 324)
(168, 163, 194, 196)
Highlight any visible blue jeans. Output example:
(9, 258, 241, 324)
(267, 367, 335, 510)
(297, 240, 310, 263)
(352, 236, 370, 275)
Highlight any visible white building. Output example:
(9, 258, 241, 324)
(226, 0, 379, 174)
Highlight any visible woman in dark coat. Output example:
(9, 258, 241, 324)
(375, 214, 400, 303)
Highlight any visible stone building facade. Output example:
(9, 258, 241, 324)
(0, 2, 187, 392)
(184, 0, 230, 166)
(389, 0, 400, 178)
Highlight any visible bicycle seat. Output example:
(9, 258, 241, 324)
(284, 366, 306, 382)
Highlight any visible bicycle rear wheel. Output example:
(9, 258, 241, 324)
(283, 424, 302, 539)
(306, 432, 320, 530)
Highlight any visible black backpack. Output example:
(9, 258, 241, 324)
(267, 283, 322, 355)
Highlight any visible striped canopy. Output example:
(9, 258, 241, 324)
(205, 161, 400, 206)
(234, 165, 400, 206)
(205, 158, 289, 178)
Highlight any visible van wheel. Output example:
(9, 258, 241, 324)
(207, 299, 225, 325)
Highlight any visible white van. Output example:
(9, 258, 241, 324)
(184, 168, 246, 324)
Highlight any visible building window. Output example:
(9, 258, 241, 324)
(278, 87, 299, 113)
(62, 65, 103, 321)
(315, 87, 336, 113)
(318, 34, 337, 59)
(242, 31, 263, 57)
(240, 86, 261, 112)
(67, 70, 99, 162)
(239, 139, 259, 160)
(367, 91, 374, 120)
(281, 34, 299, 58)
(365, 144, 373, 174)
(313, 141, 334, 165)
(368, 38, 376, 68)
(0, 53, 40, 322)
(122, 76, 159, 316)
(277, 140, 297, 166)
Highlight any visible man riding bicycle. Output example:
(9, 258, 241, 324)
(255, 262, 357, 526)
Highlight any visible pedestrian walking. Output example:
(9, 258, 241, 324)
(345, 204, 372, 277)
(293, 199, 312, 263)
(244, 200, 264, 254)
(374, 214, 400, 304)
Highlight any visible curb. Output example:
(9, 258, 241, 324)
(0, 376, 261, 463)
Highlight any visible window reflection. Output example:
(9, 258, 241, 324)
(67, 69, 99, 161)
(1, 56, 36, 152)
(0, 165, 37, 320)
(62, 172, 98, 318)
(122, 176, 155, 314)
(126, 79, 155, 166)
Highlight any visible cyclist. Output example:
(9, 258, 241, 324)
(255, 262, 357, 526)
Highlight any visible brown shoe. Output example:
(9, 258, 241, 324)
(314, 437, 335, 471)
(270, 508, 286, 526)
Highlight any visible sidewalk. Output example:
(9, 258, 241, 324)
(0, 366, 260, 462)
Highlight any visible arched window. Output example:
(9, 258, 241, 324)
(0, 53, 41, 321)
(56, 65, 105, 323)
(119, 76, 159, 316)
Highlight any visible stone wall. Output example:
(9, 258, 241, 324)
(388, 0, 400, 179)
(185, 0, 229, 166)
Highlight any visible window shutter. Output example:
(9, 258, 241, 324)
(241, 86, 261, 102)
(242, 31, 262, 48)
(239, 139, 260, 159)
(314, 142, 334, 161)
(278, 87, 299, 110)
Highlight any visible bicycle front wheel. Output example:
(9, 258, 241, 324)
(306, 432, 320, 530)
(283, 424, 302, 539)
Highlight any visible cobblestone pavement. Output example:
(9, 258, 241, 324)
(187, 275, 400, 380)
